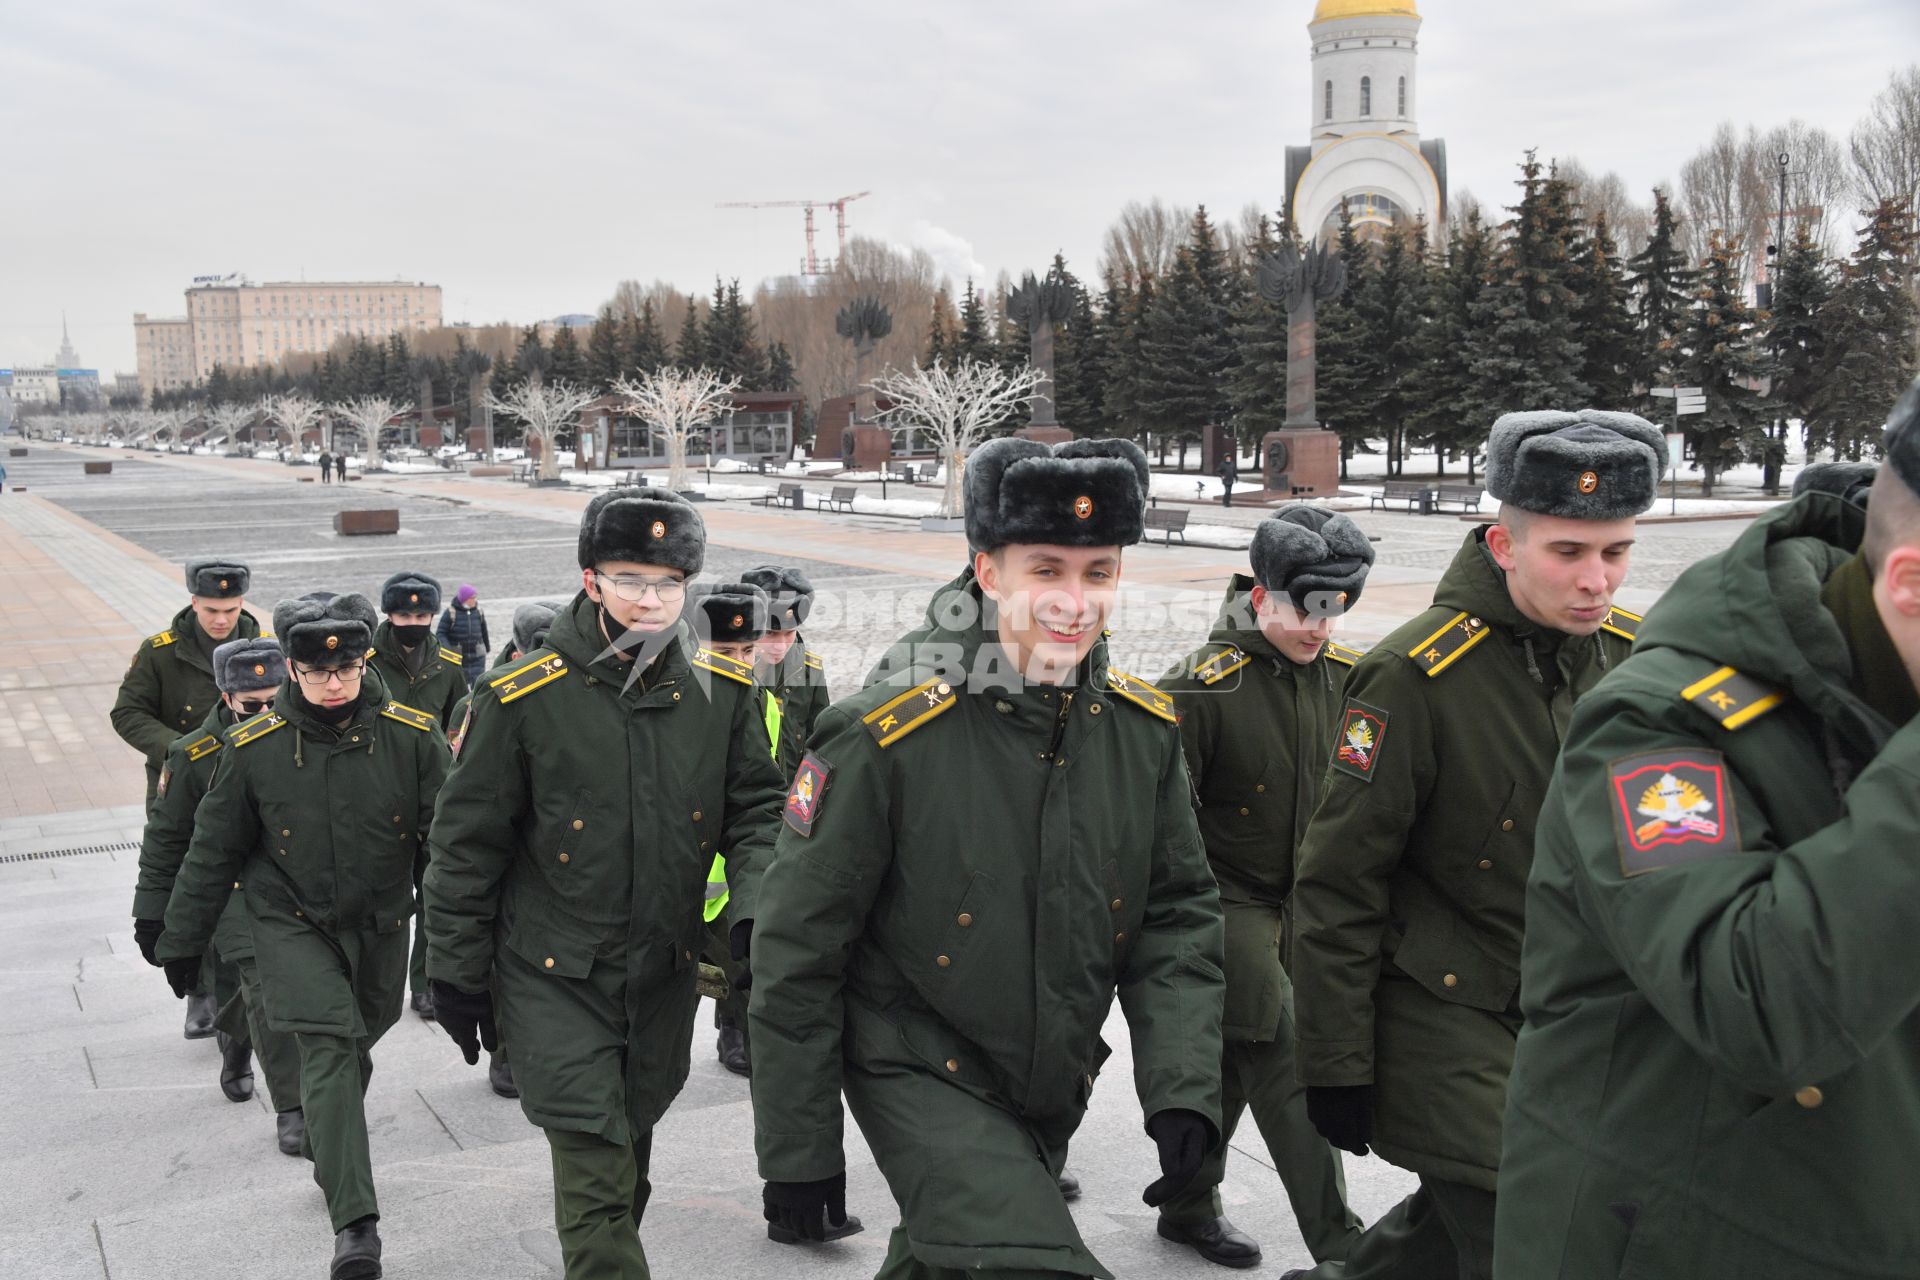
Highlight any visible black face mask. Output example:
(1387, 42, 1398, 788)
(311, 691, 363, 726)
(392, 623, 432, 648)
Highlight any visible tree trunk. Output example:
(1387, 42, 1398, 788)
(539, 427, 562, 482)
(667, 426, 688, 492)
(942, 448, 964, 517)
(472, 373, 494, 462)
(418, 376, 434, 452)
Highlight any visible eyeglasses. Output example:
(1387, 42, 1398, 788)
(591, 571, 685, 603)
(293, 661, 365, 686)
(235, 697, 275, 715)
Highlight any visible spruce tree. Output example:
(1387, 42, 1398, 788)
(1316, 204, 1376, 475)
(1046, 253, 1100, 431)
(675, 297, 704, 369)
(1766, 224, 1834, 470)
(383, 332, 414, 403)
(1138, 206, 1233, 467)
(925, 297, 950, 367)
(623, 300, 668, 378)
(1568, 210, 1637, 408)
(1810, 197, 1920, 460)
(548, 324, 590, 387)
(1227, 214, 1292, 444)
(1410, 209, 1497, 479)
(767, 341, 797, 392)
(1626, 187, 1695, 412)
(1101, 272, 1155, 451)
(587, 304, 624, 387)
(955, 280, 993, 363)
(1680, 232, 1773, 494)
(1348, 222, 1432, 475)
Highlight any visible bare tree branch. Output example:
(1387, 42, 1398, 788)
(613, 368, 745, 492)
(486, 379, 599, 482)
(331, 396, 404, 471)
(868, 358, 1048, 516)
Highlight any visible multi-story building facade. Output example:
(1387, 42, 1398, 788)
(133, 314, 196, 401)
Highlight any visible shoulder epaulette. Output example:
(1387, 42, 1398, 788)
(229, 711, 286, 748)
(1193, 645, 1250, 686)
(1601, 606, 1642, 642)
(1681, 665, 1787, 731)
(149, 630, 177, 649)
(1409, 611, 1492, 678)
(487, 653, 568, 704)
(1325, 641, 1367, 667)
(363, 645, 379, 661)
(183, 733, 223, 762)
(1106, 669, 1178, 722)
(438, 646, 463, 666)
(863, 676, 958, 747)
(380, 701, 436, 732)
(804, 650, 825, 672)
(693, 648, 755, 686)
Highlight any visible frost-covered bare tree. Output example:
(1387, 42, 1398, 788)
(486, 379, 596, 482)
(204, 402, 254, 450)
(266, 393, 327, 454)
(613, 367, 744, 492)
(869, 358, 1047, 516)
(1851, 66, 1920, 214)
(332, 396, 403, 471)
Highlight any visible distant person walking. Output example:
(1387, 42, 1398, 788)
(318, 451, 333, 484)
(437, 585, 491, 688)
(1218, 452, 1239, 507)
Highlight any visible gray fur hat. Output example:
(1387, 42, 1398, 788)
(1250, 507, 1375, 613)
(380, 571, 441, 615)
(185, 558, 249, 599)
(1485, 410, 1665, 520)
(689, 581, 772, 645)
(1792, 462, 1876, 508)
(1883, 376, 1920, 496)
(740, 565, 814, 631)
(272, 592, 378, 666)
(578, 489, 705, 575)
(212, 637, 285, 695)
(511, 601, 564, 657)
(964, 437, 1151, 553)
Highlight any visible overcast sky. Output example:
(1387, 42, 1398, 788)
(4, 0, 1914, 376)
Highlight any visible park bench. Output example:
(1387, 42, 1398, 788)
(1371, 481, 1430, 512)
(816, 485, 857, 513)
(1144, 507, 1190, 544)
(1433, 484, 1483, 513)
(755, 483, 805, 509)
(83, 461, 112, 475)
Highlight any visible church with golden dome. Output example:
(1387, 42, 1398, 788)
(1283, 0, 1448, 246)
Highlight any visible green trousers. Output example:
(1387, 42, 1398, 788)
(1160, 1030, 1363, 1262)
(546, 1126, 656, 1280)
(215, 957, 303, 1112)
(1293, 1175, 1496, 1280)
(874, 1226, 1082, 1280)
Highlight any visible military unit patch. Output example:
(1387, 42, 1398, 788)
(1193, 646, 1250, 686)
(693, 648, 754, 686)
(1681, 665, 1786, 732)
(1105, 669, 1177, 722)
(1325, 641, 1366, 667)
(1601, 606, 1642, 642)
(1410, 611, 1490, 677)
(449, 701, 474, 759)
(863, 677, 957, 747)
(1608, 749, 1741, 876)
(490, 654, 568, 704)
(784, 752, 833, 836)
(380, 701, 436, 732)
(1331, 701, 1389, 781)
(156, 764, 171, 798)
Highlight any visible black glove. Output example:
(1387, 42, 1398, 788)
(1306, 1084, 1374, 1157)
(1141, 1108, 1211, 1206)
(729, 918, 753, 994)
(163, 954, 202, 999)
(133, 919, 165, 968)
(762, 1172, 847, 1243)
(430, 979, 498, 1065)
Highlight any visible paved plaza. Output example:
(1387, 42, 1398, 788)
(0, 443, 1761, 1278)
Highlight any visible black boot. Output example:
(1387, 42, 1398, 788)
(217, 1031, 254, 1102)
(182, 990, 217, 1040)
(1157, 1215, 1263, 1269)
(409, 990, 435, 1020)
(1057, 1170, 1081, 1201)
(276, 1108, 305, 1157)
(330, 1216, 382, 1280)
(716, 1020, 750, 1077)
(488, 1056, 518, 1098)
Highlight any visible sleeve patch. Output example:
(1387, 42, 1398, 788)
(1330, 700, 1389, 781)
(156, 763, 172, 798)
(783, 752, 833, 836)
(1609, 749, 1742, 876)
(449, 700, 474, 759)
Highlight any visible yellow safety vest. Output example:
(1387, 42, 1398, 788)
(702, 690, 784, 924)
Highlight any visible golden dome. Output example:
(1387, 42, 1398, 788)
(1311, 0, 1419, 22)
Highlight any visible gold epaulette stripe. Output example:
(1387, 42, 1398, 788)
(1325, 642, 1366, 667)
(184, 734, 223, 762)
(1195, 647, 1250, 686)
(1409, 611, 1491, 678)
(1106, 669, 1178, 722)
(862, 677, 958, 747)
(693, 648, 754, 686)
(438, 647, 463, 666)
(230, 712, 286, 748)
(804, 650, 825, 671)
(1601, 605, 1643, 642)
(380, 701, 435, 731)
(489, 654, 568, 704)
(150, 630, 177, 648)
(1680, 665, 1788, 731)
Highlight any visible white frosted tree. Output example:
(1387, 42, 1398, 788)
(613, 367, 744, 492)
(204, 402, 255, 451)
(332, 396, 404, 471)
(486, 378, 597, 482)
(869, 357, 1048, 515)
(266, 393, 327, 454)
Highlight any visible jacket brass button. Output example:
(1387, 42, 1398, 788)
(1443, 973, 1459, 988)
(351, 735, 359, 742)
(945, 1058, 959, 1073)
(571, 819, 584, 831)
(684, 949, 694, 961)
(957, 913, 973, 927)
(692, 811, 703, 822)
(393, 815, 401, 823)
(1238, 807, 1250, 816)
(544, 957, 555, 969)
(558, 853, 570, 863)
(1111, 898, 1123, 911)
(1115, 932, 1128, 944)
(1055, 758, 1067, 768)
(1255, 784, 1266, 793)
(672, 691, 681, 701)
(281, 829, 291, 837)
(1089, 703, 1102, 715)
(1501, 819, 1515, 831)
(936, 954, 952, 968)
(1477, 859, 1493, 870)
(232, 881, 241, 889)
(278, 848, 286, 856)
(936, 682, 952, 696)
(1794, 1086, 1824, 1109)
(294, 910, 303, 918)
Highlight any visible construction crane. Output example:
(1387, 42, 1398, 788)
(715, 191, 872, 276)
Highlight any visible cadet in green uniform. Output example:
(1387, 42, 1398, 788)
(749, 437, 1227, 1279)
(159, 592, 450, 1280)
(1498, 387, 1920, 1278)
(1285, 411, 1664, 1280)
(687, 580, 775, 1078)
(112, 558, 263, 1039)
(366, 570, 467, 1019)
(1155, 508, 1374, 1270)
(134, 637, 307, 1155)
(424, 490, 784, 1280)
(740, 565, 831, 778)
